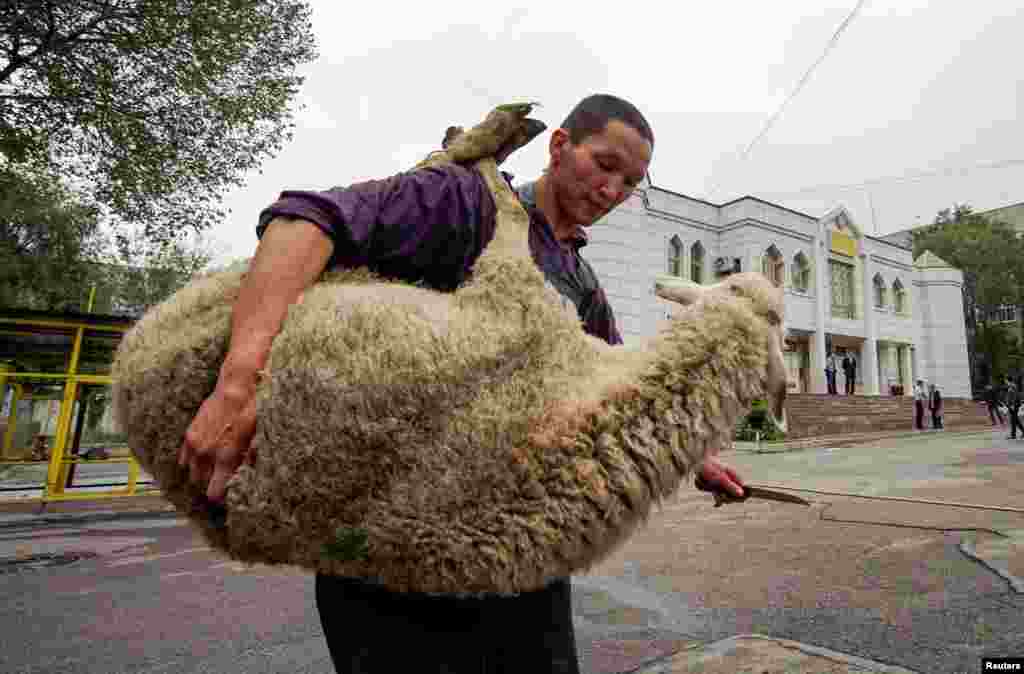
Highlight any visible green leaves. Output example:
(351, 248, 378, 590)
(0, 164, 218, 314)
(1, 0, 318, 243)
(911, 204, 1024, 382)
(911, 205, 1024, 315)
(975, 322, 1018, 383)
(0, 165, 103, 311)
(735, 399, 786, 442)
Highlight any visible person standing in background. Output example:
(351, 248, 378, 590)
(928, 383, 943, 430)
(825, 351, 838, 395)
(985, 383, 1005, 426)
(1005, 378, 1022, 440)
(914, 379, 927, 430)
(842, 351, 857, 395)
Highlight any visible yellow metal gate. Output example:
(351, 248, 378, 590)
(0, 310, 157, 503)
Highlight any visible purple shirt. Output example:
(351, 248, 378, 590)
(258, 164, 622, 346)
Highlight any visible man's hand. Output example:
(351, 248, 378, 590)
(177, 216, 332, 503)
(178, 370, 260, 504)
(696, 455, 745, 499)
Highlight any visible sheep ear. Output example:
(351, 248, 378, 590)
(654, 275, 705, 306)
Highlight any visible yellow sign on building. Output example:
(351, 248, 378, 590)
(830, 230, 857, 257)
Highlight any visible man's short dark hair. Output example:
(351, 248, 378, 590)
(561, 94, 654, 149)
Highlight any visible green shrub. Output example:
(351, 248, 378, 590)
(735, 399, 786, 442)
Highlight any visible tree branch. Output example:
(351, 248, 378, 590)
(0, 0, 128, 84)
(6, 0, 24, 64)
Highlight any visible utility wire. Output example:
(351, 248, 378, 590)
(753, 157, 1024, 199)
(706, 0, 868, 199)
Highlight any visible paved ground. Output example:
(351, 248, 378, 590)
(0, 460, 154, 499)
(581, 429, 1024, 673)
(0, 520, 329, 674)
(0, 429, 1022, 673)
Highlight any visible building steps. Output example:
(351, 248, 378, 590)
(780, 393, 994, 439)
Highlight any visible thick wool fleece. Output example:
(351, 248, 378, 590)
(112, 102, 787, 596)
(112, 264, 783, 596)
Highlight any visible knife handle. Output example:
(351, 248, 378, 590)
(694, 475, 748, 506)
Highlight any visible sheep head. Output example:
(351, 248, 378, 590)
(653, 272, 788, 433)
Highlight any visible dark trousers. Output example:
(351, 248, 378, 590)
(915, 400, 925, 429)
(931, 410, 943, 429)
(825, 370, 837, 394)
(844, 372, 856, 395)
(989, 404, 1005, 425)
(1010, 407, 1023, 439)
(315, 574, 581, 674)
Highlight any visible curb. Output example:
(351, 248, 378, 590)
(732, 427, 995, 453)
(959, 540, 1024, 594)
(630, 633, 920, 673)
(0, 506, 180, 531)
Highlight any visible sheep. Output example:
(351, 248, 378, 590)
(112, 103, 787, 597)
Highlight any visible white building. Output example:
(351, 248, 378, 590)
(584, 175, 973, 399)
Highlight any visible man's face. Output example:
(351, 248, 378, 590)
(548, 119, 652, 226)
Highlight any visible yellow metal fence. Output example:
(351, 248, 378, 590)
(0, 314, 158, 503)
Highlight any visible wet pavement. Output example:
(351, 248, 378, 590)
(0, 429, 1022, 673)
(574, 429, 1024, 673)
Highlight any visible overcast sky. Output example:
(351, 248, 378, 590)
(209, 0, 1024, 262)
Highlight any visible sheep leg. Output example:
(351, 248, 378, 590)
(413, 103, 540, 171)
(473, 156, 532, 262)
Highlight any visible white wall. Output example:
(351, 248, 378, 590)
(578, 183, 972, 396)
(720, 198, 818, 236)
(585, 190, 665, 343)
(915, 268, 972, 398)
(867, 247, 920, 345)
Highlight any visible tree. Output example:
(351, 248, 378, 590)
(1, 1, 317, 242)
(974, 322, 1019, 385)
(0, 164, 106, 311)
(1, 164, 219, 315)
(912, 204, 1024, 386)
(98, 231, 220, 315)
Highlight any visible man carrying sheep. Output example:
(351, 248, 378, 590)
(177, 93, 747, 674)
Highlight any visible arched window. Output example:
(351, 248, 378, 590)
(792, 252, 810, 292)
(690, 241, 705, 284)
(667, 235, 684, 277)
(873, 274, 887, 308)
(893, 279, 906, 314)
(761, 244, 784, 287)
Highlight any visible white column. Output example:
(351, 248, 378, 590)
(908, 346, 919, 394)
(905, 344, 913, 391)
(812, 234, 828, 393)
(876, 342, 886, 393)
(809, 333, 826, 393)
(861, 252, 879, 395)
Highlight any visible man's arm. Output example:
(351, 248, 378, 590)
(180, 165, 498, 502)
(179, 218, 333, 503)
(224, 217, 334, 380)
(257, 164, 498, 290)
